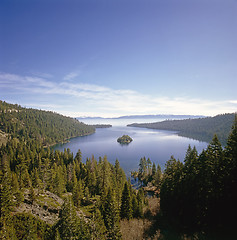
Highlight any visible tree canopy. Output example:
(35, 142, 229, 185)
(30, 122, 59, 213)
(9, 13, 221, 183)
(0, 100, 95, 147)
(117, 135, 133, 144)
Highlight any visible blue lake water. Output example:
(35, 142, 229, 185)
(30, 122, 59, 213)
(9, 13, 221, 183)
(54, 118, 208, 175)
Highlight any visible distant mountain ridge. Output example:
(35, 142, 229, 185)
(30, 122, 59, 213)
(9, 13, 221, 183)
(78, 114, 205, 120)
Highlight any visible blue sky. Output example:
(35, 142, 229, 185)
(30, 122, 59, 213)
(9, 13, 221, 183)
(0, 0, 236, 117)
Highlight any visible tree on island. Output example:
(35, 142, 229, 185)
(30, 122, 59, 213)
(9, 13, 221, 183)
(117, 135, 133, 144)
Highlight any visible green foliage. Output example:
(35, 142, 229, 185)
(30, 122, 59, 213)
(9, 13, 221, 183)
(117, 135, 133, 144)
(72, 179, 83, 207)
(90, 209, 107, 239)
(12, 213, 51, 240)
(29, 186, 36, 204)
(101, 188, 121, 240)
(0, 100, 95, 147)
(120, 182, 132, 220)
(0, 154, 14, 238)
(0, 129, 133, 239)
(136, 157, 162, 187)
(15, 190, 24, 207)
(159, 117, 237, 238)
(56, 197, 91, 240)
(131, 189, 144, 218)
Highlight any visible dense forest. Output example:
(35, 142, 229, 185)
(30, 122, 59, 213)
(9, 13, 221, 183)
(159, 117, 237, 239)
(0, 100, 236, 239)
(0, 100, 95, 147)
(128, 113, 235, 145)
(0, 140, 147, 239)
(132, 117, 237, 239)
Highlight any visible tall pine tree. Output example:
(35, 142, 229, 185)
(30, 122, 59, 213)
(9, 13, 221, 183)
(120, 182, 132, 220)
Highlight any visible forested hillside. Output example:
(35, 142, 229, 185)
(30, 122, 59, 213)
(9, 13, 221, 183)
(159, 118, 237, 239)
(0, 100, 95, 146)
(0, 140, 146, 239)
(0, 101, 147, 239)
(132, 117, 237, 239)
(0, 100, 236, 239)
(128, 113, 236, 145)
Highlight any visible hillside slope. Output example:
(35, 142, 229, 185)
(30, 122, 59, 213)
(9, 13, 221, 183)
(128, 113, 236, 144)
(0, 100, 95, 146)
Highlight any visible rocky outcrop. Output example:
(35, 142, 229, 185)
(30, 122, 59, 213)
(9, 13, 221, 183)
(14, 189, 63, 225)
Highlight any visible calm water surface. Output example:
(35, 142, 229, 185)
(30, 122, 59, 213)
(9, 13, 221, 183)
(54, 118, 208, 175)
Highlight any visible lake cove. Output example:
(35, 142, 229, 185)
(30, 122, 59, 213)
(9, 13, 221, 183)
(53, 118, 208, 175)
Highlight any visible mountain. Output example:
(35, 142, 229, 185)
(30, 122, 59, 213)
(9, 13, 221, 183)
(117, 114, 205, 119)
(0, 100, 95, 146)
(78, 114, 205, 120)
(128, 113, 236, 145)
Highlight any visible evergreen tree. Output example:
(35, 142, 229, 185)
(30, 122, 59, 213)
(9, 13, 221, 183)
(29, 186, 36, 204)
(0, 154, 14, 239)
(24, 215, 38, 240)
(15, 190, 24, 207)
(120, 182, 132, 220)
(131, 194, 139, 218)
(53, 166, 65, 196)
(147, 158, 152, 174)
(102, 188, 121, 240)
(57, 197, 91, 240)
(91, 209, 106, 240)
(152, 162, 156, 177)
(220, 116, 237, 235)
(136, 189, 144, 218)
(74, 149, 82, 163)
(160, 156, 184, 228)
(153, 163, 162, 186)
(72, 179, 83, 207)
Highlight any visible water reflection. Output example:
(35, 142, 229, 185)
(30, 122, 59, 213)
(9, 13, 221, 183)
(54, 122, 208, 175)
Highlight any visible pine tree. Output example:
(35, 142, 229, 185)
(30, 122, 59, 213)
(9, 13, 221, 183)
(29, 186, 36, 204)
(136, 189, 144, 218)
(147, 158, 152, 175)
(103, 188, 121, 240)
(25, 215, 38, 240)
(15, 190, 24, 207)
(131, 194, 139, 218)
(53, 166, 65, 196)
(152, 162, 156, 178)
(91, 209, 106, 240)
(220, 116, 237, 235)
(120, 182, 132, 220)
(72, 179, 83, 207)
(0, 154, 14, 238)
(57, 197, 91, 240)
(153, 163, 162, 186)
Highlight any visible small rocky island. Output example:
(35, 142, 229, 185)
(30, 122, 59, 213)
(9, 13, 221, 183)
(117, 135, 133, 144)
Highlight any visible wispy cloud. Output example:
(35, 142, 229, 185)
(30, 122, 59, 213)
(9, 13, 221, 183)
(63, 72, 80, 81)
(0, 72, 236, 117)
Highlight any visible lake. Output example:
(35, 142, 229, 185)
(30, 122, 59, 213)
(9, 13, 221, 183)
(53, 118, 208, 175)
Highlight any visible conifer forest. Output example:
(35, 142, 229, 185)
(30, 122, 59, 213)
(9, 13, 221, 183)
(0, 101, 236, 239)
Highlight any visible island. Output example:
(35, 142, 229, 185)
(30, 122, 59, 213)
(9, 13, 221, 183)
(117, 135, 133, 144)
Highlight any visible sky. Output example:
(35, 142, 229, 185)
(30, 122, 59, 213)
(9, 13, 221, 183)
(0, 0, 236, 118)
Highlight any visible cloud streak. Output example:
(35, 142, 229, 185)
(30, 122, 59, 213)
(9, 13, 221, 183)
(0, 72, 236, 117)
(63, 70, 82, 81)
